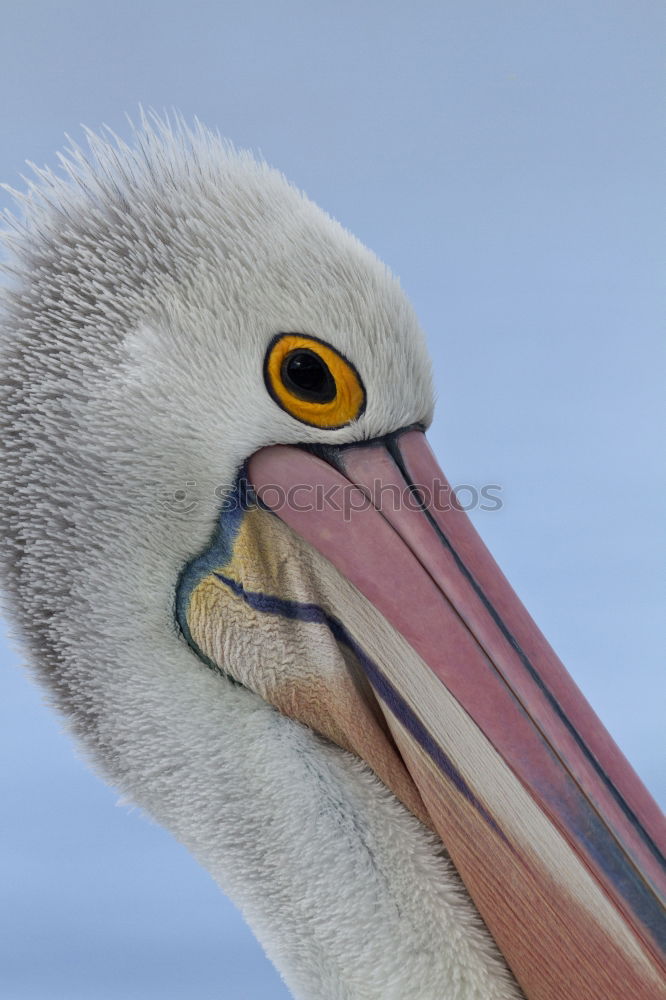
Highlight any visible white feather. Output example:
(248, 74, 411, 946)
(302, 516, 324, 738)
(0, 115, 521, 999)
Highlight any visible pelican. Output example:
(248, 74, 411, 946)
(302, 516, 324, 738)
(0, 118, 663, 1000)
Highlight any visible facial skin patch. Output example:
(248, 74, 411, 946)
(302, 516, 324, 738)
(178, 496, 430, 827)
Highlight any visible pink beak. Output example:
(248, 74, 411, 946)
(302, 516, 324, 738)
(248, 428, 665, 1000)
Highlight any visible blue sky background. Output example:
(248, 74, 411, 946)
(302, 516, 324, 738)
(1, 3, 663, 998)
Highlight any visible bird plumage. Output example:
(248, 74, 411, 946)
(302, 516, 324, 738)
(0, 117, 521, 999)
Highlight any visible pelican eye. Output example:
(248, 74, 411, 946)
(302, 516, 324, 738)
(282, 349, 336, 403)
(264, 334, 366, 429)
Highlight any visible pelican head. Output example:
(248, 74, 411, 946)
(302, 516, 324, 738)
(0, 119, 662, 1000)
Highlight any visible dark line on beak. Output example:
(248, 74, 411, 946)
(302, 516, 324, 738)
(380, 432, 666, 876)
(213, 570, 512, 849)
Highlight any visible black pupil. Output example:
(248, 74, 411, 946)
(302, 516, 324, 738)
(282, 349, 336, 403)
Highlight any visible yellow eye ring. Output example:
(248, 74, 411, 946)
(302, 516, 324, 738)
(263, 333, 366, 429)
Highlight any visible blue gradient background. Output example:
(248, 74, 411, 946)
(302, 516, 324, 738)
(1, 3, 663, 998)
